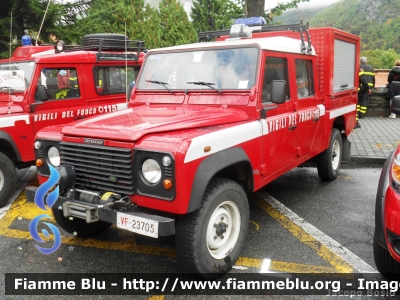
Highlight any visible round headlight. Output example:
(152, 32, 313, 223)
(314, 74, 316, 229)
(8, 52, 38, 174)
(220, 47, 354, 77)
(56, 40, 65, 52)
(48, 147, 60, 166)
(142, 159, 161, 184)
(34, 141, 42, 150)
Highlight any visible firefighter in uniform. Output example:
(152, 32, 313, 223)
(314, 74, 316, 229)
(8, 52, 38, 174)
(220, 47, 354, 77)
(358, 56, 376, 119)
(56, 69, 79, 99)
(355, 66, 369, 128)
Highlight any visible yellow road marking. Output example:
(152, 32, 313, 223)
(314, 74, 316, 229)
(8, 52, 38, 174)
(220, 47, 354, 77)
(0, 188, 348, 273)
(148, 296, 164, 300)
(251, 193, 353, 273)
(249, 220, 260, 230)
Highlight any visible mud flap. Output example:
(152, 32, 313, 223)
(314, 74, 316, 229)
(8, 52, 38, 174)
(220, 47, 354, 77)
(342, 135, 351, 163)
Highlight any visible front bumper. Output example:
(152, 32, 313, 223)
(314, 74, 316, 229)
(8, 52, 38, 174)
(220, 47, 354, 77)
(25, 186, 175, 238)
(384, 187, 400, 262)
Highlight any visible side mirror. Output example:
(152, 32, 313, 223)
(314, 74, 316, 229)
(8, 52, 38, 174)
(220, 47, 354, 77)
(34, 85, 49, 102)
(391, 95, 400, 114)
(271, 80, 287, 104)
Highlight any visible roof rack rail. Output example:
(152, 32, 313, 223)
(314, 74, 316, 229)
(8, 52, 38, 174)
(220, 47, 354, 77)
(57, 38, 147, 62)
(198, 20, 312, 54)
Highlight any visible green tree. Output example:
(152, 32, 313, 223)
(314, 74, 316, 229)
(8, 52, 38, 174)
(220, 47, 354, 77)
(77, 0, 162, 49)
(362, 49, 399, 70)
(245, 0, 310, 23)
(159, 0, 197, 47)
(191, 0, 243, 31)
(0, 0, 67, 57)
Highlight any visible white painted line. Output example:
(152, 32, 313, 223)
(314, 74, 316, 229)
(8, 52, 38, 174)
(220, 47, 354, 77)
(257, 190, 378, 273)
(0, 166, 36, 220)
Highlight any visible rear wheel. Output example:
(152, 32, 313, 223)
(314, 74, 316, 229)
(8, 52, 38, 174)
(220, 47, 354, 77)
(0, 152, 17, 208)
(373, 232, 400, 279)
(317, 128, 342, 181)
(51, 207, 112, 238)
(176, 178, 249, 279)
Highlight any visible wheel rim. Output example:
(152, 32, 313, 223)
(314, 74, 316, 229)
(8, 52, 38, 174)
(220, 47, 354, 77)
(206, 201, 241, 259)
(331, 138, 341, 170)
(0, 168, 4, 191)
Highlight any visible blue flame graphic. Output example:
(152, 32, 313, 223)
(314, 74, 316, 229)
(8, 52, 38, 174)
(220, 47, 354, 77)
(34, 163, 60, 210)
(30, 162, 62, 254)
(29, 214, 62, 254)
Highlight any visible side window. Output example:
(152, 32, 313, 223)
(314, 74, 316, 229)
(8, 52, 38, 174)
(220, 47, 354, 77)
(295, 59, 314, 98)
(262, 57, 289, 103)
(94, 66, 140, 95)
(38, 68, 80, 99)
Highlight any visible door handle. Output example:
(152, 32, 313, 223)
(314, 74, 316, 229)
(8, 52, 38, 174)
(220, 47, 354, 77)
(288, 125, 297, 131)
(74, 116, 85, 120)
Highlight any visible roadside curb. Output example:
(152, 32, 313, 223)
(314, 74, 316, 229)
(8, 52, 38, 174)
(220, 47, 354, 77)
(345, 156, 387, 167)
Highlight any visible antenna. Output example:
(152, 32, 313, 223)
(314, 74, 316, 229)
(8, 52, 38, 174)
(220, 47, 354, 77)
(36, 0, 52, 46)
(125, 22, 129, 103)
(8, 12, 12, 114)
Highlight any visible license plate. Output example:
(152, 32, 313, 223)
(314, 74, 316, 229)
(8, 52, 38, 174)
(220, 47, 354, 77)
(116, 212, 158, 238)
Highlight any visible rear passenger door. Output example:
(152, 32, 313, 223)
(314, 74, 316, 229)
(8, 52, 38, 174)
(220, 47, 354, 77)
(260, 55, 298, 176)
(294, 58, 324, 157)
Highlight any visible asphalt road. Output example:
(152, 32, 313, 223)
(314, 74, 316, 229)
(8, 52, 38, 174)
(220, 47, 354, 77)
(0, 166, 394, 299)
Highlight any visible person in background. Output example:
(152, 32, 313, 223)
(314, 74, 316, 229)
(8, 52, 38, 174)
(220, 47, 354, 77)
(355, 66, 369, 129)
(358, 56, 377, 119)
(387, 59, 400, 119)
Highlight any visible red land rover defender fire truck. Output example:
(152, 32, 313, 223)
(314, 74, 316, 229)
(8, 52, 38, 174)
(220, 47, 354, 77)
(0, 34, 145, 206)
(26, 22, 360, 278)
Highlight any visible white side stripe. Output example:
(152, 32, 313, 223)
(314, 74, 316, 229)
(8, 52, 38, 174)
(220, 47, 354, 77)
(317, 104, 326, 116)
(330, 104, 356, 119)
(184, 121, 262, 163)
(117, 103, 128, 111)
(0, 115, 30, 128)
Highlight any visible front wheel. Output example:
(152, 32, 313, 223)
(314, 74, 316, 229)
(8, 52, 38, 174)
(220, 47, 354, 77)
(373, 232, 400, 279)
(0, 152, 17, 208)
(176, 178, 249, 279)
(317, 128, 342, 181)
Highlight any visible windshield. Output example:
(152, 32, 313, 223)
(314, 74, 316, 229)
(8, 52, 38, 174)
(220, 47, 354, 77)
(0, 61, 35, 92)
(137, 47, 258, 91)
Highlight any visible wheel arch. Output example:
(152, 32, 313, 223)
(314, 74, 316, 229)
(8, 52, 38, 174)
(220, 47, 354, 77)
(0, 131, 21, 164)
(332, 116, 351, 162)
(375, 152, 394, 249)
(186, 147, 253, 213)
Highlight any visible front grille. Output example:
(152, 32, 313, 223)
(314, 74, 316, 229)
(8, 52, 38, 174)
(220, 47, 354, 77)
(60, 142, 134, 194)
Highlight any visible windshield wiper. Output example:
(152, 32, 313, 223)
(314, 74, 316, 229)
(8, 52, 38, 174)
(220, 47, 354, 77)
(145, 80, 173, 94)
(187, 81, 222, 94)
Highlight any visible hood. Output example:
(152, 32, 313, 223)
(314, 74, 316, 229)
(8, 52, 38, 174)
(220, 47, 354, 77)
(0, 102, 24, 114)
(0, 93, 24, 103)
(61, 105, 250, 141)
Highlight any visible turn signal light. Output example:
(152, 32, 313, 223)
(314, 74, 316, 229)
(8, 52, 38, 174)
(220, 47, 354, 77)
(36, 159, 43, 167)
(163, 179, 173, 190)
(392, 154, 400, 184)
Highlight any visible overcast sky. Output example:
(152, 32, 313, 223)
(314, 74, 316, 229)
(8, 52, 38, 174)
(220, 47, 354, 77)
(264, 0, 341, 10)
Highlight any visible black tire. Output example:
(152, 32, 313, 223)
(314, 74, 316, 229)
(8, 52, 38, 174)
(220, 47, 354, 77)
(176, 178, 249, 279)
(0, 152, 17, 208)
(373, 233, 400, 279)
(51, 206, 112, 238)
(81, 33, 128, 48)
(317, 128, 342, 181)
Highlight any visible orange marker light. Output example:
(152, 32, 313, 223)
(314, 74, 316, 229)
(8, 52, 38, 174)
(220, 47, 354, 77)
(36, 159, 43, 167)
(204, 146, 211, 153)
(163, 179, 173, 190)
